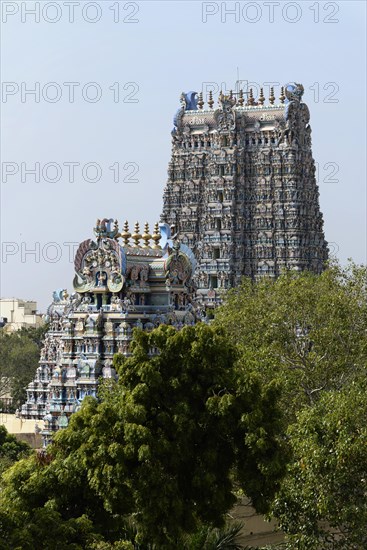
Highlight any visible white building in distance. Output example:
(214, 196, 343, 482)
(0, 298, 44, 332)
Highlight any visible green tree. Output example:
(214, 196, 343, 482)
(214, 261, 367, 421)
(0, 425, 30, 475)
(0, 324, 285, 549)
(272, 380, 367, 549)
(0, 324, 48, 410)
(19, 324, 49, 349)
(183, 522, 245, 549)
(215, 261, 367, 547)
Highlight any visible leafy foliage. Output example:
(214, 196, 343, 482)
(0, 324, 48, 409)
(272, 381, 367, 549)
(19, 324, 49, 349)
(184, 521, 245, 549)
(0, 324, 285, 549)
(215, 261, 367, 421)
(0, 425, 30, 475)
(215, 261, 367, 547)
(4, 261, 364, 547)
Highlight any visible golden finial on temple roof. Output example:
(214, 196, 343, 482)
(198, 92, 204, 110)
(208, 90, 214, 109)
(121, 220, 131, 246)
(131, 222, 142, 248)
(269, 87, 275, 105)
(141, 222, 152, 248)
(258, 88, 265, 106)
(151, 222, 161, 249)
(248, 88, 255, 106)
(238, 89, 244, 106)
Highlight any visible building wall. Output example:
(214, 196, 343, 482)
(0, 298, 44, 331)
(0, 413, 43, 448)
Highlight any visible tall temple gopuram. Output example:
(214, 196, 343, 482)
(161, 83, 328, 307)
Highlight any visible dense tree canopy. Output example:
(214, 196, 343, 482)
(0, 425, 30, 476)
(1, 261, 365, 548)
(273, 380, 367, 549)
(215, 261, 367, 421)
(0, 324, 48, 410)
(0, 324, 285, 549)
(215, 261, 367, 547)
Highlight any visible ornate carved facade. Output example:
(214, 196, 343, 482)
(161, 84, 328, 306)
(20, 219, 199, 444)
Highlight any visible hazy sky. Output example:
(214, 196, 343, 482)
(1, 0, 366, 311)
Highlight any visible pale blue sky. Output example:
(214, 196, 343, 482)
(1, 0, 366, 310)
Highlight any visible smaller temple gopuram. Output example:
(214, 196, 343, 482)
(20, 219, 199, 445)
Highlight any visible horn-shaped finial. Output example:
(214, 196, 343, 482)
(279, 86, 286, 104)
